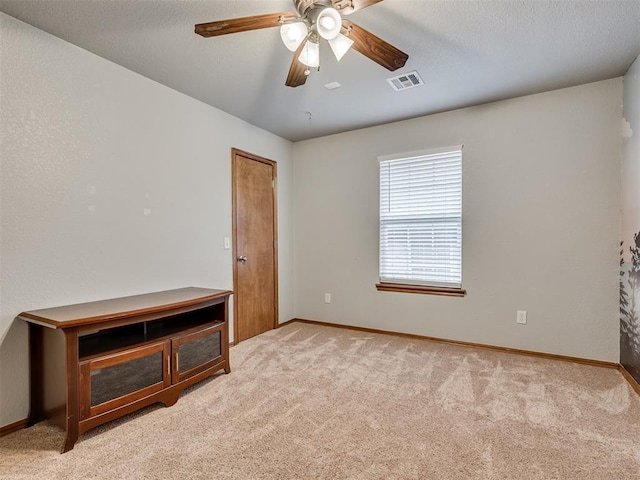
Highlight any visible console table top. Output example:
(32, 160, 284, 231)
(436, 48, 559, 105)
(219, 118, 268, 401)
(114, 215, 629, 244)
(19, 287, 232, 329)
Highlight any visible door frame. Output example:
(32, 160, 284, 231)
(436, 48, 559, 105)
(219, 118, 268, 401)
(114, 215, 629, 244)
(231, 148, 279, 344)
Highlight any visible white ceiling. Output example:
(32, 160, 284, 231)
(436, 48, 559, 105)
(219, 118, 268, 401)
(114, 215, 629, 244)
(1, 0, 639, 142)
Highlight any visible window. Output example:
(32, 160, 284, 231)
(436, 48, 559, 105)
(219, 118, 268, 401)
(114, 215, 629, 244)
(377, 146, 464, 296)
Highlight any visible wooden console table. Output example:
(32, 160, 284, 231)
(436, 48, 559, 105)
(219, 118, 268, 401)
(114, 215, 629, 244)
(20, 287, 232, 453)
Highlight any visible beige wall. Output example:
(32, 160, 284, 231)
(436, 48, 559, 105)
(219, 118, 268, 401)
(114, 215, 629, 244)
(293, 79, 622, 363)
(620, 54, 640, 381)
(622, 55, 640, 245)
(0, 13, 294, 426)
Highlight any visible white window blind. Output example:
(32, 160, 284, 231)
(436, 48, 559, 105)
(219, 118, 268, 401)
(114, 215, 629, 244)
(379, 146, 462, 288)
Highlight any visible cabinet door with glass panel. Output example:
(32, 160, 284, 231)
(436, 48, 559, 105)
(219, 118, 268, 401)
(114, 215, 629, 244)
(79, 341, 171, 420)
(171, 322, 224, 383)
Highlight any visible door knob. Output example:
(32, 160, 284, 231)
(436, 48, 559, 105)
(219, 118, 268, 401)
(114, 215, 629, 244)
(237, 255, 248, 263)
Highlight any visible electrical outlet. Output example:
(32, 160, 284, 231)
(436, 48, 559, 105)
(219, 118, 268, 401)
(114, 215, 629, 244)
(324, 293, 331, 304)
(517, 310, 527, 325)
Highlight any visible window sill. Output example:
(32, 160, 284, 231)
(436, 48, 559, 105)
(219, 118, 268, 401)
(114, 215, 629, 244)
(375, 283, 467, 297)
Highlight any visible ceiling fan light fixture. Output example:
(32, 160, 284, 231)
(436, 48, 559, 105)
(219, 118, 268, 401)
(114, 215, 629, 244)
(316, 8, 342, 40)
(298, 39, 320, 67)
(195, 1, 410, 89)
(280, 21, 308, 51)
(328, 33, 354, 61)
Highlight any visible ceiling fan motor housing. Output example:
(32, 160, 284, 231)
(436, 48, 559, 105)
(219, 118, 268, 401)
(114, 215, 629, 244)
(295, 0, 334, 18)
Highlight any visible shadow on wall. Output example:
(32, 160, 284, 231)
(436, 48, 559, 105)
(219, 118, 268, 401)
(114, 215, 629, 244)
(621, 232, 640, 382)
(0, 319, 30, 425)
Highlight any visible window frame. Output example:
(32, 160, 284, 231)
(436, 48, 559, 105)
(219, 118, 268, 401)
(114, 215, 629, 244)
(376, 145, 465, 297)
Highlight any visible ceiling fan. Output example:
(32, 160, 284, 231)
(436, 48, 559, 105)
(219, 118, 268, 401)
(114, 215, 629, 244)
(195, 0, 409, 88)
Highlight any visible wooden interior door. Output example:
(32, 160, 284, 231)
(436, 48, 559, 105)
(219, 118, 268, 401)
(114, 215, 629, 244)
(232, 149, 278, 343)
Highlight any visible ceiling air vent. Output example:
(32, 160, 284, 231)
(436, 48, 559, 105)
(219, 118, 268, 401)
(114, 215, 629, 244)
(387, 71, 424, 92)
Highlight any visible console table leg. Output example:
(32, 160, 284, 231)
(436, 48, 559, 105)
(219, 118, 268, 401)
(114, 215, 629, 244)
(61, 429, 78, 453)
(27, 323, 44, 427)
(62, 329, 80, 453)
(162, 390, 180, 408)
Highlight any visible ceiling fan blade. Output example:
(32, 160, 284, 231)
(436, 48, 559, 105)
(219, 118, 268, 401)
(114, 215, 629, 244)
(342, 20, 408, 71)
(285, 35, 311, 87)
(333, 0, 384, 15)
(195, 12, 298, 38)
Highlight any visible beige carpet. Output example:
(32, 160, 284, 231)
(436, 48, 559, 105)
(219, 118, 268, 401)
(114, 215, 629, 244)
(1, 322, 639, 479)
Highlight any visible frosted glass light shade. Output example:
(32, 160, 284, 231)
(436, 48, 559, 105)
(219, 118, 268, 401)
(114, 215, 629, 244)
(317, 8, 342, 40)
(280, 22, 308, 51)
(298, 39, 320, 67)
(329, 33, 354, 61)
